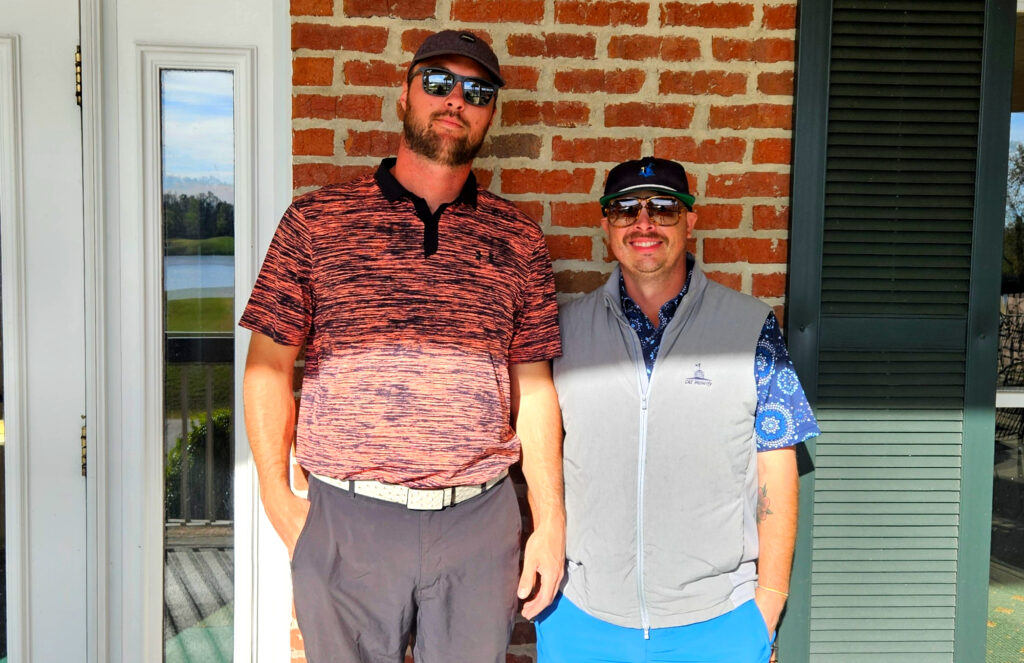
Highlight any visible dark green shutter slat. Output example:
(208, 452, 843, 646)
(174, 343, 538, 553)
(817, 413, 962, 426)
(811, 580, 958, 593)
(814, 605, 953, 618)
(824, 197, 970, 212)
(829, 109, 978, 124)
(834, 2, 984, 16)
(832, 21, 982, 36)
(823, 253, 972, 268)
(812, 641, 954, 653)
(823, 268, 971, 281)
(816, 487, 960, 500)
(831, 85, 979, 101)
(814, 432, 962, 442)
(823, 235, 972, 249)
(822, 281, 969, 295)
(829, 161, 977, 175)
(828, 121, 975, 135)
(828, 145, 977, 159)
(817, 456, 962, 468)
(811, 649, 954, 660)
(816, 491, 961, 504)
(831, 67, 980, 81)
(820, 445, 962, 457)
(811, 581, 958, 593)
(816, 468, 961, 480)
(831, 33, 980, 47)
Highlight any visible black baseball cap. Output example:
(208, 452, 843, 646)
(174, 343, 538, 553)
(600, 157, 696, 210)
(409, 30, 505, 87)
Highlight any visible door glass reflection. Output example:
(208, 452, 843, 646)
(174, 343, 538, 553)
(990, 65, 1024, 654)
(160, 68, 235, 663)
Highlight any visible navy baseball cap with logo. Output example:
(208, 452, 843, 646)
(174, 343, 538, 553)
(599, 157, 696, 210)
(409, 29, 505, 87)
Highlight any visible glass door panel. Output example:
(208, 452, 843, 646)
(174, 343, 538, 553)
(160, 69, 235, 663)
(990, 23, 1024, 655)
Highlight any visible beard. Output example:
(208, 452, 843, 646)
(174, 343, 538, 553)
(402, 109, 486, 167)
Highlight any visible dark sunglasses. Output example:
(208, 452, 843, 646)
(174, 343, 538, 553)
(603, 196, 687, 227)
(412, 67, 498, 107)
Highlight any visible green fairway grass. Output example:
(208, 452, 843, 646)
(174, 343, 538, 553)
(165, 236, 234, 256)
(166, 297, 234, 333)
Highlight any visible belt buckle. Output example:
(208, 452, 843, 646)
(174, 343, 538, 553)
(406, 487, 445, 510)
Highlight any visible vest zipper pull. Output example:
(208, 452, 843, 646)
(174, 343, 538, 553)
(644, 625, 650, 640)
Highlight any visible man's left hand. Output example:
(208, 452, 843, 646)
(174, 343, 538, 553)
(517, 521, 565, 620)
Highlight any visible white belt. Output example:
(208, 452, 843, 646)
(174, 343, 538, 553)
(312, 469, 509, 511)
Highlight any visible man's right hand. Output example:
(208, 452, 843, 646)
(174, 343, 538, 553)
(243, 333, 308, 557)
(263, 486, 311, 559)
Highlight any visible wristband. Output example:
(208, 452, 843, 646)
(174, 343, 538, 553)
(757, 584, 789, 598)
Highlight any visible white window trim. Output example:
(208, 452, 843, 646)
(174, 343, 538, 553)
(138, 44, 258, 662)
(996, 390, 1024, 408)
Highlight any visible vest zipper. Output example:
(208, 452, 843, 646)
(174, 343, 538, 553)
(611, 305, 654, 639)
(637, 392, 651, 639)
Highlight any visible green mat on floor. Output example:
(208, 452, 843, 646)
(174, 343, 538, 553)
(164, 602, 233, 663)
(989, 559, 1024, 663)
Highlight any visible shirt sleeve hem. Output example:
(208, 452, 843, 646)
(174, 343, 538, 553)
(238, 318, 306, 347)
(508, 349, 562, 365)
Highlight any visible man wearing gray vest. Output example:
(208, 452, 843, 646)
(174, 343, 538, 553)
(536, 157, 819, 663)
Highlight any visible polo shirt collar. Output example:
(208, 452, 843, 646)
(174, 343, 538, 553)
(374, 157, 479, 208)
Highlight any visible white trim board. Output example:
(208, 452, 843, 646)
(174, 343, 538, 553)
(79, 1, 107, 661)
(0, 33, 31, 663)
(996, 390, 1024, 408)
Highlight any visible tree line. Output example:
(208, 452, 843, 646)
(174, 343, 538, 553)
(163, 191, 233, 240)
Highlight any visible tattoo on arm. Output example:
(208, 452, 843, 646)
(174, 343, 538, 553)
(757, 483, 773, 524)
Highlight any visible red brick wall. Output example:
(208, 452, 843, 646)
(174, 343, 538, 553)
(287, 1, 797, 660)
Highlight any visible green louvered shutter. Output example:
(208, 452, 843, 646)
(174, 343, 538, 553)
(786, 0, 1013, 661)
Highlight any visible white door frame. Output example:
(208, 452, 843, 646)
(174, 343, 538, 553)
(80, 1, 294, 661)
(80, 2, 107, 660)
(0, 33, 32, 663)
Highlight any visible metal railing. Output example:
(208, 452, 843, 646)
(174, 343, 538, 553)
(165, 332, 234, 524)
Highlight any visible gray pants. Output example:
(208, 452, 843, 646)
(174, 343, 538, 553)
(291, 475, 522, 663)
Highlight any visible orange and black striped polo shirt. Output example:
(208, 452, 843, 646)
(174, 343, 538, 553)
(240, 160, 561, 488)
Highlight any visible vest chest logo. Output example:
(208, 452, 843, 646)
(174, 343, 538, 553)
(684, 362, 712, 386)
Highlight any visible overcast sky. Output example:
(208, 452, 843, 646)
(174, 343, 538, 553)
(161, 70, 234, 184)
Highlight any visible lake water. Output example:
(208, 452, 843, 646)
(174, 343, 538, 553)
(165, 255, 234, 300)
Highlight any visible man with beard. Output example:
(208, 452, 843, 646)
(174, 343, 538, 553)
(240, 30, 564, 663)
(537, 157, 818, 663)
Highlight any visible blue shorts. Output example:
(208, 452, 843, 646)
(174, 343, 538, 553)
(534, 594, 772, 663)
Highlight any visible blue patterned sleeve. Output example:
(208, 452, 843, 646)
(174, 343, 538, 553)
(754, 313, 821, 451)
